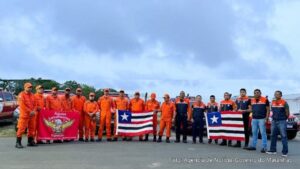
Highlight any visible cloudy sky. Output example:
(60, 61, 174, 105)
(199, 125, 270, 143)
(0, 0, 299, 100)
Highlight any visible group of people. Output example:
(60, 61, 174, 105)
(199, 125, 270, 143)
(16, 82, 290, 157)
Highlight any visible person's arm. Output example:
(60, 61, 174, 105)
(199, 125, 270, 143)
(233, 102, 238, 111)
(187, 101, 192, 121)
(246, 99, 252, 113)
(173, 102, 177, 121)
(285, 102, 290, 118)
(266, 100, 270, 121)
(189, 105, 194, 121)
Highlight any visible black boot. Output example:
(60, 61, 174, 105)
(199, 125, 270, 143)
(15, 137, 24, 149)
(208, 139, 212, 144)
(233, 141, 241, 148)
(157, 136, 162, 143)
(166, 137, 170, 143)
(27, 137, 38, 147)
(228, 140, 232, 147)
(219, 140, 227, 146)
(175, 133, 180, 143)
(144, 134, 149, 141)
(183, 135, 187, 143)
(153, 135, 157, 142)
(193, 138, 196, 144)
(199, 138, 204, 144)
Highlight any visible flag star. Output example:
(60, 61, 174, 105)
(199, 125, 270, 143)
(210, 115, 219, 124)
(121, 112, 129, 121)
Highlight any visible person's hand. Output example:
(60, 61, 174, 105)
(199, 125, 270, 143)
(265, 118, 269, 123)
(30, 111, 35, 117)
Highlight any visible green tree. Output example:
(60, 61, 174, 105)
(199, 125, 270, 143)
(81, 84, 96, 98)
(61, 80, 81, 93)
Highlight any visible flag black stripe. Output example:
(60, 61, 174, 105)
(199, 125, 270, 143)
(132, 115, 153, 119)
(221, 118, 243, 121)
(118, 124, 153, 130)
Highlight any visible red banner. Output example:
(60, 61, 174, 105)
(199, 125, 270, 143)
(37, 109, 80, 141)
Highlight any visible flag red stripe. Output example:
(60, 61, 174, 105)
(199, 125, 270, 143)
(221, 124, 244, 127)
(209, 136, 245, 141)
(221, 111, 243, 115)
(130, 111, 152, 114)
(118, 130, 153, 137)
(130, 119, 153, 124)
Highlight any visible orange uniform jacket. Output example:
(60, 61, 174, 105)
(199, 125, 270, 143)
(84, 100, 99, 115)
(160, 101, 175, 121)
(98, 96, 114, 115)
(145, 100, 160, 135)
(97, 95, 114, 139)
(61, 96, 73, 112)
(159, 101, 175, 137)
(114, 97, 129, 111)
(46, 95, 62, 111)
(18, 91, 35, 119)
(129, 98, 145, 112)
(72, 95, 86, 113)
(145, 100, 160, 112)
(72, 95, 86, 138)
(84, 100, 99, 139)
(34, 93, 45, 138)
(17, 91, 35, 138)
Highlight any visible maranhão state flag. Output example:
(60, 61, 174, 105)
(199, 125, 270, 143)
(116, 110, 153, 137)
(205, 111, 245, 141)
(37, 109, 80, 141)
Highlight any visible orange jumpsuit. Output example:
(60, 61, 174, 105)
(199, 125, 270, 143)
(17, 91, 36, 138)
(97, 96, 114, 139)
(159, 101, 175, 137)
(61, 95, 73, 112)
(145, 100, 160, 136)
(84, 100, 98, 139)
(129, 98, 145, 139)
(34, 93, 45, 140)
(113, 97, 129, 138)
(72, 95, 86, 139)
(46, 95, 62, 111)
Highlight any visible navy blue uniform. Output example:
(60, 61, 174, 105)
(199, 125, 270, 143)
(192, 102, 206, 143)
(235, 96, 251, 147)
(175, 98, 190, 142)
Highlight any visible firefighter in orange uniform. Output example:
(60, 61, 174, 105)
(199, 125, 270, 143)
(97, 89, 114, 142)
(157, 94, 175, 143)
(61, 88, 73, 112)
(34, 85, 45, 144)
(128, 91, 145, 141)
(113, 90, 129, 141)
(145, 93, 160, 142)
(83, 92, 98, 142)
(15, 82, 37, 148)
(46, 87, 62, 111)
(45, 87, 63, 143)
(72, 88, 86, 141)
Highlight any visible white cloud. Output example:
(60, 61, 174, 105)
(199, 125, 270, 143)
(1, 0, 300, 102)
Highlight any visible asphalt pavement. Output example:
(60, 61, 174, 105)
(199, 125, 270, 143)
(0, 133, 299, 169)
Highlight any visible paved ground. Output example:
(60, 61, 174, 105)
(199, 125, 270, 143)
(0, 133, 299, 169)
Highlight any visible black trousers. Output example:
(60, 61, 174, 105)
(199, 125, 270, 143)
(175, 115, 188, 141)
(242, 112, 250, 145)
